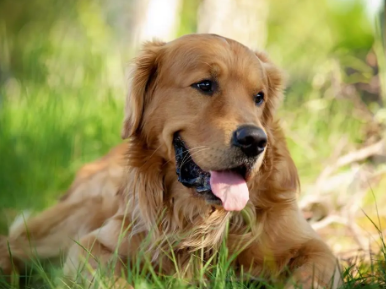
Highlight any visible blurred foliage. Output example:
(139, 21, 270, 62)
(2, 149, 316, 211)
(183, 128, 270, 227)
(0, 0, 126, 215)
(265, 0, 383, 186)
(0, 0, 383, 225)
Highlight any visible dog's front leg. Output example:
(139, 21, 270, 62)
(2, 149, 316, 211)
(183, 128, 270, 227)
(236, 207, 342, 289)
(283, 238, 342, 289)
(237, 237, 342, 289)
(63, 214, 141, 288)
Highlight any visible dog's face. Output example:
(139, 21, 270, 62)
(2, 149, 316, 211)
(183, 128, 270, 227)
(122, 34, 283, 211)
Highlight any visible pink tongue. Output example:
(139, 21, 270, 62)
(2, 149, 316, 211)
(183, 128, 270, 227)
(209, 170, 249, 211)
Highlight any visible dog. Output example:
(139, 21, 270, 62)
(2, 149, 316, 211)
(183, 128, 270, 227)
(0, 34, 342, 288)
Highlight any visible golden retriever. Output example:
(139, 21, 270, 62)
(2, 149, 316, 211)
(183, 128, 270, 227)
(0, 34, 341, 288)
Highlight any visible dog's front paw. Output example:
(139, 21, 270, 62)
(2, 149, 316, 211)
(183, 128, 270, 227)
(284, 264, 342, 289)
(109, 277, 134, 289)
(0, 236, 11, 271)
(0, 235, 19, 283)
(284, 272, 319, 289)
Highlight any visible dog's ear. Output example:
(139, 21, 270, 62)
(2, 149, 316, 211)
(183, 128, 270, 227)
(258, 122, 300, 205)
(121, 40, 166, 139)
(255, 51, 285, 124)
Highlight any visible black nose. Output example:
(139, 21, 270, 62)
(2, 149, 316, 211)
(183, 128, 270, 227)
(232, 125, 267, 157)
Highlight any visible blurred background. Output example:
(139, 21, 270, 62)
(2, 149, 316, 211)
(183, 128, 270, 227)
(0, 0, 385, 261)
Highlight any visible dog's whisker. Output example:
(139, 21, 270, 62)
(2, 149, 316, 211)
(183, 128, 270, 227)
(182, 146, 208, 154)
(183, 149, 211, 166)
(179, 146, 208, 166)
(162, 146, 210, 168)
(180, 147, 210, 168)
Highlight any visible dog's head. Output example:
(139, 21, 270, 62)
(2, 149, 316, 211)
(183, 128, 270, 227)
(122, 34, 296, 212)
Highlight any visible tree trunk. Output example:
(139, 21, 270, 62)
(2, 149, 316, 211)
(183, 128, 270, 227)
(131, 0, 182, 50)
(197, 0, 268, 49)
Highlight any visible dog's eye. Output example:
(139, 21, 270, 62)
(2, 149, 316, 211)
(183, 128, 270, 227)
(192, 80, 214, 94)
(254, 92, 264, 106)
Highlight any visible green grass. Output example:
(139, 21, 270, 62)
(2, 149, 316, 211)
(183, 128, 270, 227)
(0, 83, 124, 213)
(0, 214, 385, 289)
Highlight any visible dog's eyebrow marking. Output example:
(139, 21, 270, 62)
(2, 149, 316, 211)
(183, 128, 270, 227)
(210, 64, 221, 77)
(201, 61, 212, 70)
(198, 61, 222, 78)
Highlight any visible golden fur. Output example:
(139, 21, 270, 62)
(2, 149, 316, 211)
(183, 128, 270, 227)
(0, 34, 341, 288)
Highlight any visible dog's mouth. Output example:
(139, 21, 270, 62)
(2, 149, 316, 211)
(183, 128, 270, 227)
(173, 134, 254, 211)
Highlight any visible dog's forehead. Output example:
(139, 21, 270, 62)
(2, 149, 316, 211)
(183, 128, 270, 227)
(162, 35, 263, 79)
(167, 36, 254, 61)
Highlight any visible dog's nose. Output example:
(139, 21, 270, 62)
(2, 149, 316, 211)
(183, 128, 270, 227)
(232, 125, 267, 157)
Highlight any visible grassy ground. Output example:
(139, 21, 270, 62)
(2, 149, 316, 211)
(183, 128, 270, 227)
(0, 218, 385, 289)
